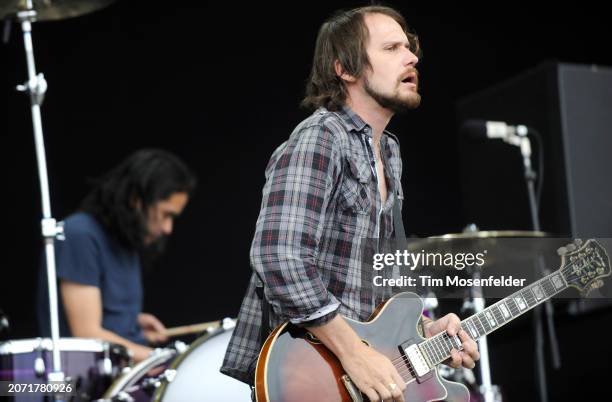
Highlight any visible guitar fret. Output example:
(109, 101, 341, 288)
(463, 320, 477, 339)
(478, 313, 492, 333)
(444, 334, 455, 352)
(506, 298, 520, 316)
(441, 335, 451, 353)
(522, 288, 536, 307)
(499, 302, 511, 319)
(437, 336, 448, 359)
(541, 278, 556, 297)
(514, 295, 527, 311)
(461, 320, 478, 339)
(551, 273, 565, 290)
(469, 320, 480, 339)
(484, 310, 497, 327)
(473, 315, 486, 336)
(490, 305, 505, 325)
(421, 341, 434, 365)
(532, 283, 545, 301)
(437, 337, 446, 360)
(430, 338, 442, 362)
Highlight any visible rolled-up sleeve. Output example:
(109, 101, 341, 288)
(250, 123, 342, 327)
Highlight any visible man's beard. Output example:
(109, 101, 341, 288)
(140, 235, 168, 271)
(364, 77, 421, 113)
(136, 213, 168, 269)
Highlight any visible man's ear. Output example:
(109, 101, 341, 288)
(334, 60, 357, 83)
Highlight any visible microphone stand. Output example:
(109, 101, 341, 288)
(513, 128, 561, 402)
(15, 2, 67, 398)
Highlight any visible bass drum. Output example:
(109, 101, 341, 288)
(154, 324, 251, 401)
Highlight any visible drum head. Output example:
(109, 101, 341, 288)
(155, 328, 251, 401)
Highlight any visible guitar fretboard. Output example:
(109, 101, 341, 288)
(419, 270, 569, 366)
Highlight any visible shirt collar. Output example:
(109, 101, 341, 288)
(336, 105, 370, 135)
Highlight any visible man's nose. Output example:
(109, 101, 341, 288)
(403, 47, 419, 66)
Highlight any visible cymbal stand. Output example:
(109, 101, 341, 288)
(15, 0, 66, 395)
(462, 272, 502, 402)
(461, 224, 501, 402)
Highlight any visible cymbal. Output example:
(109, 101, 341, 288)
(431, 230, 548, 240)
(0, 0, 116, 22)
(406, 230, 563, 263)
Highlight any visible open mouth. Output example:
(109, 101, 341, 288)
(401, 74, 417, 85)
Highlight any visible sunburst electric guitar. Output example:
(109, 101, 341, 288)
(255, 239, 610, 402)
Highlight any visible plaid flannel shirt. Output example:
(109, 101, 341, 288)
(221, 105, 404, 384)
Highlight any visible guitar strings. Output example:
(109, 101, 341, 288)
(382, 257, 601, 382)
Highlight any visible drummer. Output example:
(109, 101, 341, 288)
(37, 149, 197, 362)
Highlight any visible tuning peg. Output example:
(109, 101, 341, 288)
(557, 246, 567, 256)
(566, 244, 577, 252)
(574, 239, 583, 247)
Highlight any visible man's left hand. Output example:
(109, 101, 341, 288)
(138, 313, 168, 344)
(423, 313, 480, 369)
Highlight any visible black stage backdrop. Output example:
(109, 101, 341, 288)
(1, 2, 611, 401)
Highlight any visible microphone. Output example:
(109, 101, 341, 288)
(461, 119, 528, 141)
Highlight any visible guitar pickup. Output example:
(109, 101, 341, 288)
(403, 344, 431, 377)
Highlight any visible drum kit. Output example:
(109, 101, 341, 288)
(0, 1, 252, 401)
(0, 319, 252, 401)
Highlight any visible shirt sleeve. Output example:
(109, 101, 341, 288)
(250, 123, 342, 327)
(55, 219, 102, 287)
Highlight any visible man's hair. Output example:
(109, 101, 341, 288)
(80, 149, 197, 250)
(301, 5, 420, 111)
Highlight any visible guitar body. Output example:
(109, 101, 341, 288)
(255, 292, 470, 402)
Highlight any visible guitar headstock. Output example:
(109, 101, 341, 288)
(558, 239, 611, 296)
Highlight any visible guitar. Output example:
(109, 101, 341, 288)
(254, 239, 610, 402)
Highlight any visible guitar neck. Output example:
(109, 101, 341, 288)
(420, 269, 569, 366)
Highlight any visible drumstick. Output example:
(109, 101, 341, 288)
(164, 320, 223, 337)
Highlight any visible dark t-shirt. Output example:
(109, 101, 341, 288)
(37, 212, 146, 344)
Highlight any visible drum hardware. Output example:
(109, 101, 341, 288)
(1, 0, 117, 392)
(101, 343, 114, 376)
(34, 344, 45, 377)
(1, 337, 130, 401)
(0, 308, 9, 333)
(461, 223, 502, 402)
(102, 319, 251, 401)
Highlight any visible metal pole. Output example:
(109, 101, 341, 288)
(16, 3, 65, 387)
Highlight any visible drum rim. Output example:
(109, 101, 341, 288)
(0, 337, 119, 354)
(103, 347, 178, 398)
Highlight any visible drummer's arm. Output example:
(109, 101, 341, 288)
(60, 280, 152, 362)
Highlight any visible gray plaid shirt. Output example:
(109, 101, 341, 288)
(221, 105, 404, 384)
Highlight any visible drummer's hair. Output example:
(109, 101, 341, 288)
(301, 5, 420, 111)
(80, 149, 197, 251)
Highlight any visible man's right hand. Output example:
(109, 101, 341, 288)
(338, 340, 406, 401)
(307, 315, 406, 401)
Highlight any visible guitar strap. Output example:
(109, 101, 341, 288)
(392, 189, 407, 244)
